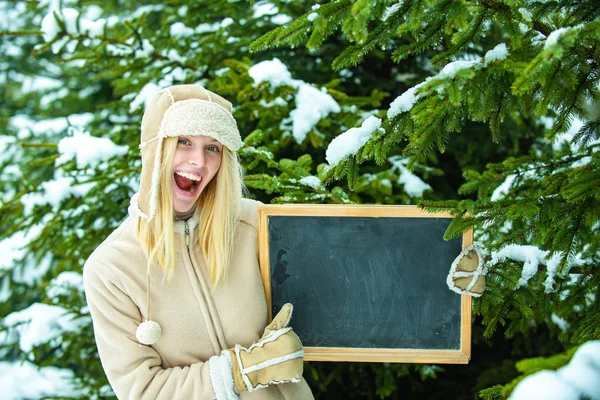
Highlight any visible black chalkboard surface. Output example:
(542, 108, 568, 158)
(258, 205, 473, 364)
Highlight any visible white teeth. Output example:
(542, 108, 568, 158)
(175, 171, 202, 181)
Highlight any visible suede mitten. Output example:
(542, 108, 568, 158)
(447, 244, 486, 297)
(208, 303, 304, 399)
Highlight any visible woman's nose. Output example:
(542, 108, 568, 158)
(187, 149, 206, 168)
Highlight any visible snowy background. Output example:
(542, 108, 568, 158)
(1, 0, 599, 399)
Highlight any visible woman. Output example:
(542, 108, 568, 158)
(83, 84, 314, 399)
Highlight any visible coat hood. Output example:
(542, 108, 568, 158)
(130, 84, 243, 222)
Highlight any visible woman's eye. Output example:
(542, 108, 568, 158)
(178, 138, 190, 145)
(207, 145, 220, 153)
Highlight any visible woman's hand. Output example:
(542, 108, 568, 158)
(447, 244, 486, 297)
(209, 303, 304, 399)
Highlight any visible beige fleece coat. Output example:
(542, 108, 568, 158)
(83, 198, 314, 399)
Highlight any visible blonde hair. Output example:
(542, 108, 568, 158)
(135, 137, 245, 286)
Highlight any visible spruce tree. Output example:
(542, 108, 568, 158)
(251, 0, 600, 397)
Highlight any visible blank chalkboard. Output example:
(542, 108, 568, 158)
(258, 205, 473, 364)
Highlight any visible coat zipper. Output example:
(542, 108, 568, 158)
(185, 221, 190, 247)
(181, 220, 223, 353)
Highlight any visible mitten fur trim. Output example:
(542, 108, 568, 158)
(208, 351, 239, 400)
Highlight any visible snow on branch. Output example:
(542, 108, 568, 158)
(388, 156, 432, 197)
(3, 302, 89, 353)
(325, 115, 382, 167)
(249, 58, 341, 143)
(487, 244, 589, 293)
(56, 128, 128, 169)
(0, 360, 83, 399)
(388, 43, 509, 119)
(509, 340, 600, 400)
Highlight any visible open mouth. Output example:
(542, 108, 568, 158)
(174, 171, 201, 195)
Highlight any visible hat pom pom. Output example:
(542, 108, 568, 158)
(136, 320, 161, 345)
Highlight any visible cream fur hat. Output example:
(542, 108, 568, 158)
(130, 84, 243, 222)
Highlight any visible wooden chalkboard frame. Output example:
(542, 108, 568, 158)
(258, 204, 474, 364)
